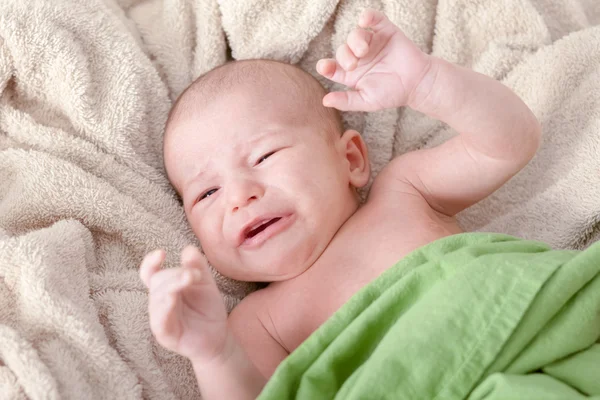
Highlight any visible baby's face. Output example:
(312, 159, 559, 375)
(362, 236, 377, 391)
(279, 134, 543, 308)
(165, 84, 361, 282)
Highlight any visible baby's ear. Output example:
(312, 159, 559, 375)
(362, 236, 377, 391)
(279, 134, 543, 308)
(340, 129, 370, 188)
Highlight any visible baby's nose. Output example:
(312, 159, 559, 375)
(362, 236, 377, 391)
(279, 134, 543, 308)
(229, 180, 263, 212)
(231, 195, 258, 212)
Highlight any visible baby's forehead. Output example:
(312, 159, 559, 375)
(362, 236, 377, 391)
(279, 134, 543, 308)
(165, 122, 300, 193)
(166, 60, 336, 133)
(164, 60, 341, 171)
(180, 83, 318, 136)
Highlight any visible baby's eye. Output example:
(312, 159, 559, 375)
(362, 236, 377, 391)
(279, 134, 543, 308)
(197, 188, 219, 202)
(256, 151, 275, 165)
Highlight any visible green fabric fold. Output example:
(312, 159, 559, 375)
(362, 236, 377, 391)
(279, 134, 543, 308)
(258, 233, 600, 399)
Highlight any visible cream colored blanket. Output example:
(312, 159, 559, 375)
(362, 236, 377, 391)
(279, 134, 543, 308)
(1, 0, 599, 398)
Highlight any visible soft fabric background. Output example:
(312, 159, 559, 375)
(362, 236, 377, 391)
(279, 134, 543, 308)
(0, 0, 598, 398)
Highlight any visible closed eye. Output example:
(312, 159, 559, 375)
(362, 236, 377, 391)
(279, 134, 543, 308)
(256, 151, 275, 165)
(197, 188, 219, 203)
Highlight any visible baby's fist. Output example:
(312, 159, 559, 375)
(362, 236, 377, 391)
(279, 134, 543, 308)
(317, 9, 431, 112)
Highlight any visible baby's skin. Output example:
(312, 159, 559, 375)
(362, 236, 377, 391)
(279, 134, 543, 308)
(140, 9, 541, 399)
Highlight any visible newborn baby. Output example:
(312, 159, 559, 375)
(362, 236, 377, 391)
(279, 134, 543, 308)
(140, 9, 541, 399)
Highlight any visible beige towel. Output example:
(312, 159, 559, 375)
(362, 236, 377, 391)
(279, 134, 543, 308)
(1, 0, 599, 398)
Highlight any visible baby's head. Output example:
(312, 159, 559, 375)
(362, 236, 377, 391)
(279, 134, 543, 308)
(164, 60, 370, 282)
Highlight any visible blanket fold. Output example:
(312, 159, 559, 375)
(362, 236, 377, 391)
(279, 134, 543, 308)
(259, 233, 600, 399)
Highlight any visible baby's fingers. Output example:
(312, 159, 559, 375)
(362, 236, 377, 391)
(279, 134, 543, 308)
(181, 246, 219, 287)
(317, 28, 372, 84)
(316, 59, 347, 86)
(149, 291, 181, 349)
(147, 269, 196, 346)
(140, 249, 165, 287)
(336, 43, 358, 71)
(150, 267, 199, 296)
(358, 9, 389, 32)
(347, 28, 372, 58)
(323, 90, 374, 112)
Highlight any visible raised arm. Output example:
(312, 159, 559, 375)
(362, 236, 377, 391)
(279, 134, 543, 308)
(390, 54, 540, 215)
(317, 9, 541, 215)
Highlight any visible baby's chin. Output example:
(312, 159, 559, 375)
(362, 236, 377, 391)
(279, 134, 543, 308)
(212, 230, 328, 282)
(214, 247, 317, 282)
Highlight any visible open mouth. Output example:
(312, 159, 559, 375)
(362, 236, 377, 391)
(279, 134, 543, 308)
(245, 217, 282, 239)
(239, 214, 294, 249)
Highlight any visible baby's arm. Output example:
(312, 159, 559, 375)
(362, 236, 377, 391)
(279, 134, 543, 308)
(318, 9, 541, 215)
(389, 55, 541, 215)
(190, 327, 266, 400)
(140, 247, 286, 399)
(193, 297, 288, 399)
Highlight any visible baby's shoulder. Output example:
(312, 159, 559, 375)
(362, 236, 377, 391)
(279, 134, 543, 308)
(343, 156, 461, 252)
(229, 285, 283, 328)
(228, 286, 291, 376)
(367, 155, 424, 203)
(228, 287, 283, 345)
(230, 286, 270, 318)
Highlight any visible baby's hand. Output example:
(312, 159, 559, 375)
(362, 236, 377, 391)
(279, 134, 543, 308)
(317, 9, 430, 112)
(140, 246, 228, 364)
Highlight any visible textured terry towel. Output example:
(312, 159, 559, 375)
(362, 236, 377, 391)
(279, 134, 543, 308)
(1, 0, 600, 398)
(259, 233, 600, 399)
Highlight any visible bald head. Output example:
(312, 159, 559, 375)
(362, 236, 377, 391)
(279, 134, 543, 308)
(164, 60, 343, 142)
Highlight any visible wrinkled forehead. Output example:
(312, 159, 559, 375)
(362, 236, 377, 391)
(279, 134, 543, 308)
(179, 75, 313, 131)
(167, 81, 310, 147)
(163, 82, 314, 190)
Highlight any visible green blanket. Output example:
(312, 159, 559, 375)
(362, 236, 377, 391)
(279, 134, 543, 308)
(258, 233, 600, 399)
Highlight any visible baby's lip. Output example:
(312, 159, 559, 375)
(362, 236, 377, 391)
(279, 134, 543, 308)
(237, 213, 292, 248)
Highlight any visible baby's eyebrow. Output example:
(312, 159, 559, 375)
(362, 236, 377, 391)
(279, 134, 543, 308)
(182, 128, 285, 188)
(184, 166, 210, 188)
(248, 126, 284, 144)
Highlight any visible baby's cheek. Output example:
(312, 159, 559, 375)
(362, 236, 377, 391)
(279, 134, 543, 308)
(188, 214, 210, 244)
(195, 218, 216, 241)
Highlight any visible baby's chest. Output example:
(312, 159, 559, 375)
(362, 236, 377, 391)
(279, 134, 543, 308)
(269, 254, 401, 352)
(271, 202, 461, 351)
